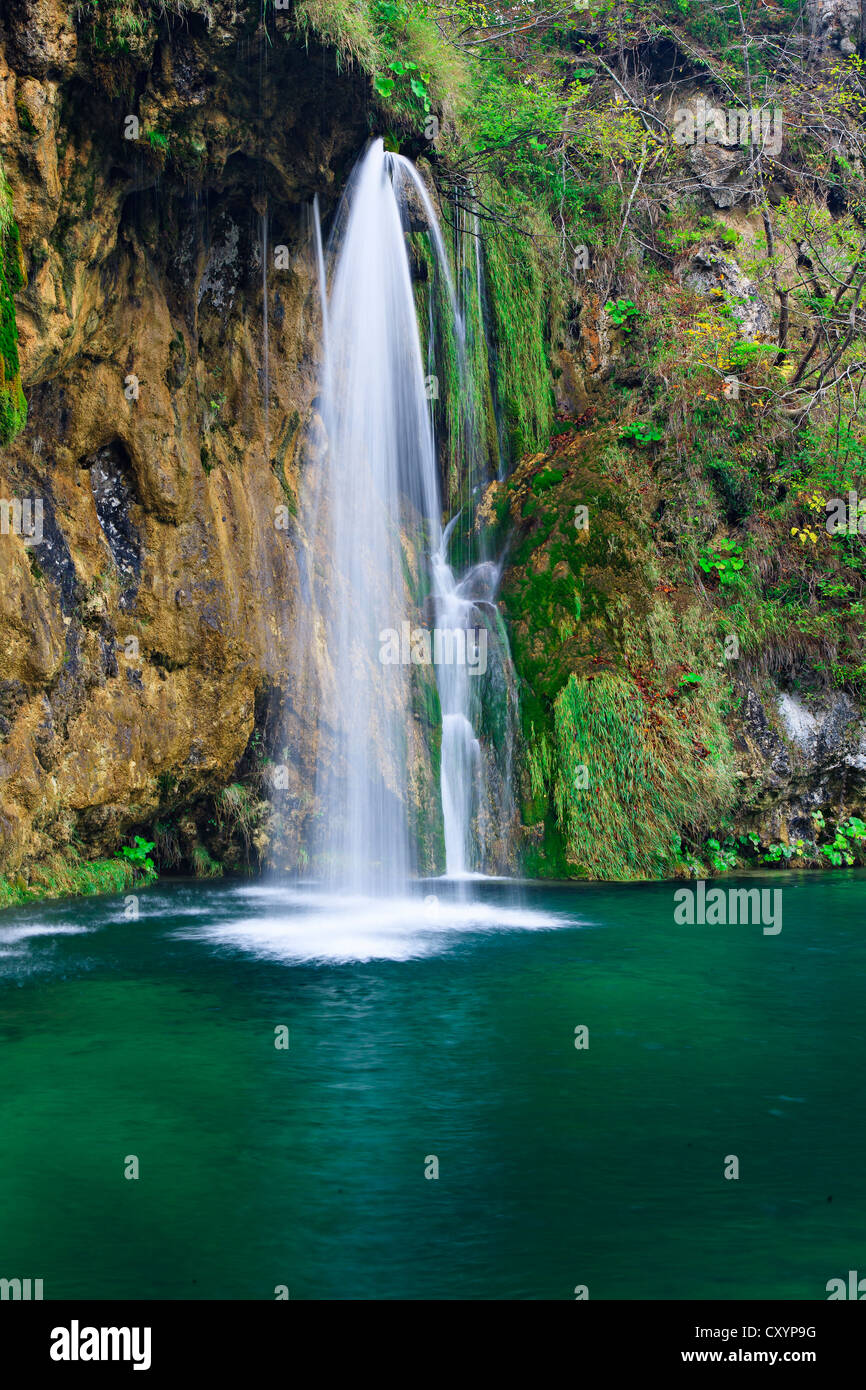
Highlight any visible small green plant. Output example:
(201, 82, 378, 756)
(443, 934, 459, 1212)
(605, 298, 639, 332)
(822, 815, 866, 864)
(727, 340, 777, 369)
(704, 836, 738, 871)
(146, 130, 169, 153)
(806, 294, 834, 316)
(763, 840, 798, 864)
(678, 672, 703, 688)
(619, 421, 663, 445)
(374, 59, 431, 115)
(115, 836, 157, 882)
(820, 834, 853, 867)
(698, 537, 745, 585)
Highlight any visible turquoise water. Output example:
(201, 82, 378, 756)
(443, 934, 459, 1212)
(0, 874, 863, 1300)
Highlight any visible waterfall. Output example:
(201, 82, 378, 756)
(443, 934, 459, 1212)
(432, 520, 482, 877)
(296, 139, 516, 890)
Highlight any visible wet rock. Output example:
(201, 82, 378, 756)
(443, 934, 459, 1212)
(28, 491, 80, 615)
(739, 687, 792, 780)
(0, 680, 29, 739)
(87, 443, 142, 609)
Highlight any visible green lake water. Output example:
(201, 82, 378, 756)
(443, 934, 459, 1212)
(0, 874, 862, 1300)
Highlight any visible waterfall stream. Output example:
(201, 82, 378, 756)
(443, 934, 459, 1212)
(296, 139, 516, 889)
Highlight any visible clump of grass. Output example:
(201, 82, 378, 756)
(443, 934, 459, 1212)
(192, 845, 223, 878)
(292, 0, 380, 72)
(216, 782, 259, 860)
(0, 156, 13, 241)
(153, 818, 182, 868)
(0, 851, 136, 910)
(547, 671, 733, 879)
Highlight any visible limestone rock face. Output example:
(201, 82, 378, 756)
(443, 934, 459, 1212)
(682, 246, 773, 340)
(807, 0, 862, 56)
(735, 683, 866, 845)
(686, 143, 752, 210)
(0, 4, 372, 874)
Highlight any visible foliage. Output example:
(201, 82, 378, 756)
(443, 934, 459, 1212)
(605, 298, 639, 332)
(698, 538, 744, 586)
(374, 58, 432, 115)
(619, 421, 663, 445)
(294, 0, 380, 69)
(483, 201, 556, 459)
(115, 836, 157, 882)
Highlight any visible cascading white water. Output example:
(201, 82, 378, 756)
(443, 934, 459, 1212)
(302, 139, 513, 888)
(307, 140, 440, 892)
(432, 521, 482, 877)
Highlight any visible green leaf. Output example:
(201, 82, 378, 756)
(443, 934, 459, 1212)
(374, 75, 395, 98)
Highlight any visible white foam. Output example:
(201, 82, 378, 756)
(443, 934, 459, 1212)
(174, 889, 576, 964)
(0, 924, 93, 945)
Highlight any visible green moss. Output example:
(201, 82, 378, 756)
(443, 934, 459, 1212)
(532, 468, 564, 493)
(0, 163, 27, 447)
(75, 1, 214, 57)
(484, 199, 555, 462)
(15, 101, 37, 136)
